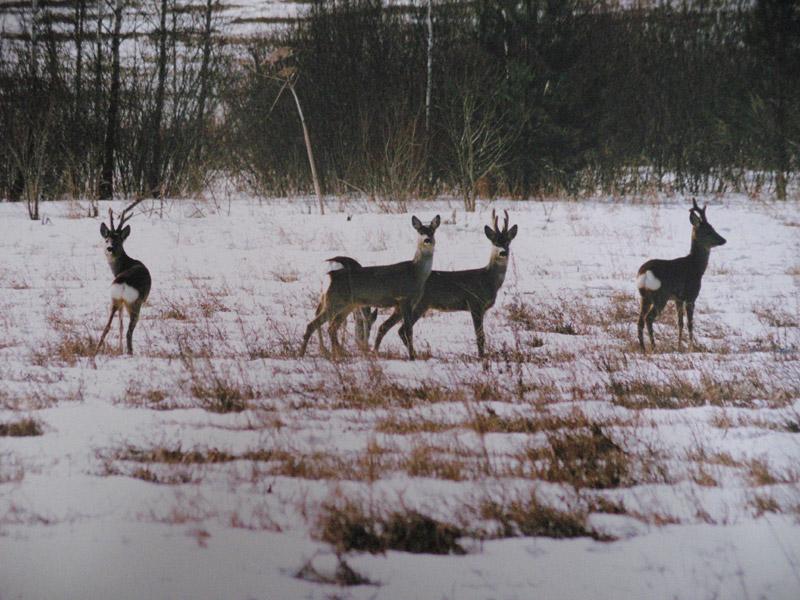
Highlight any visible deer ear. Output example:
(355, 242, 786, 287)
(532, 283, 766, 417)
(411, 215, 422, 231)
(100, 223, 110, 238)
(689, 211, 701, 226)
(507, 224, 518, 241)
(484, 225, 495, 241)
(121, 225, 131, 240)
(430, 214, 441, 229)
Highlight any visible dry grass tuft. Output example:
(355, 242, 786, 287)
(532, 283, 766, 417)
(746, 458, 798, 487)
(0, 417, 44, 437)
(330, 364, 461, 410)
(32, 331, 99, 365)
(113, 445, 237, 465)
(608, 367, 792, 410)
(295, 556, 375, 587)
(316, 499, 465, 555)
(403, 442, 469, 481)
(505, 298, 579, 335)
(520, 424, 632, 489)
(479, 493, 610, 540)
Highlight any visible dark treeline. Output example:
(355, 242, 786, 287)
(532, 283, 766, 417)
(1, 0, 798, 214)
(0, 0, 223, 218)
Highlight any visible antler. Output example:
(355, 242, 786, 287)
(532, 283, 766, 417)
(690, 197, 707, 220)
(114, 198, 146, 231)
(107, 207, 116, 231)
(491, 209, 499, 232)
(502, 210, 509, 234)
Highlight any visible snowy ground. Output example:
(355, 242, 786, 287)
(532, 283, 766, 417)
(1, 193, 799, 599)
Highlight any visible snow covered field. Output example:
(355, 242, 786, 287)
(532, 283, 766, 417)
(1, 194, 799, 599)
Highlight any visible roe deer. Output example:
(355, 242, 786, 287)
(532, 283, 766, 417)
(96, 201, 152, 355)
(373, 210, 517, 358)
(315, 256, 378, 353)
(637, 198, 726, 351)
(299, 215, 440, 360)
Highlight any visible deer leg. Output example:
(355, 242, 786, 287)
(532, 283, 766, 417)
(300, 308, 331, 357)
(328, 310, 351, 356)
(311, 300, 329, 355)
(676, 301, 685, 349)
(118, 307, 124, 353)
(400, 302, 416, 360)
(398, 305, 426, 353)
(686, 302, 695, 349)
(470, 307, 486, 358)
(637, 297, 652, 351)
(126, 304, 141, 355)
(374, 309, 403, 352)
(95, 303, 119, 355)
(645, 297, 666, 351)
(354, 308, 374, 353)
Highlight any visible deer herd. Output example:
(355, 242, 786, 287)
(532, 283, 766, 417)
(94, 198, 726, 358)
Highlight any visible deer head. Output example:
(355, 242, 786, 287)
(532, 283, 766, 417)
(485, 209, 518, 259)
(412, 214, 441, 254)
(689, 198, 726, 249)
(100, 199, 144, 261)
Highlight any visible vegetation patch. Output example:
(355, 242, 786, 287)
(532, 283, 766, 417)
(0, 417, 43, 437)
(316, 499, 465, 555)
(479, 493, 610, 541)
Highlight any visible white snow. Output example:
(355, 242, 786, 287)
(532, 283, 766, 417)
(0, 194, 798, 600)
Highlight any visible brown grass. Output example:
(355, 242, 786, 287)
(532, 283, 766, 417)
(746, 458, 798, 487)
(0, 418, 43, 437)
(32, 331, 99, 365)
(315, 498, 465, 555)
(478, 493, 611, 541)
(517, 425, 633, 489)
(608, 366, 793, 410)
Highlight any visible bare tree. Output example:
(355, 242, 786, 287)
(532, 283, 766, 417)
(195, 0, 217, 160)
(148, 0, 169, 198)
(446, 88, 516, 212)
(99, 0, 124, 200)
(7, 109, 53, 220)
(425, 0, 433, 135)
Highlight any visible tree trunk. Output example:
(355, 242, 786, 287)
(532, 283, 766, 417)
(100, 0, 123, 200)
(74, 0, 85, 115)
(195, 0, 215, 160)
(148, 0, 169, 198)
(425, 0, 433, 135)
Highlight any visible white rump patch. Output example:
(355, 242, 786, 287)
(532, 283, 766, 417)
(110, 282, 139, 304)
(327, 260, 346, 273)
(636, 270, 662, 291)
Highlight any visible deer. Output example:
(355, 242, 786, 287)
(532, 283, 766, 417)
(373, 209, 518, 358)
(299, 215, 441, 360)
(314, 256, 378, 353)
(636, 198, 726, 352)
(95, 200, 152, 355)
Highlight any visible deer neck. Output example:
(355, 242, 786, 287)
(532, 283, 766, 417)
(413, 244, 434, 282)
(107, 249, 135, 277)
(689, 237, 711, 275)
(486, 247, 509, 291)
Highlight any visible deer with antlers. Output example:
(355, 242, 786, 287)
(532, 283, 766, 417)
(636, 198, 726, 351)
(95, 200, 152, 355)
(373, 210, 518, 358)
